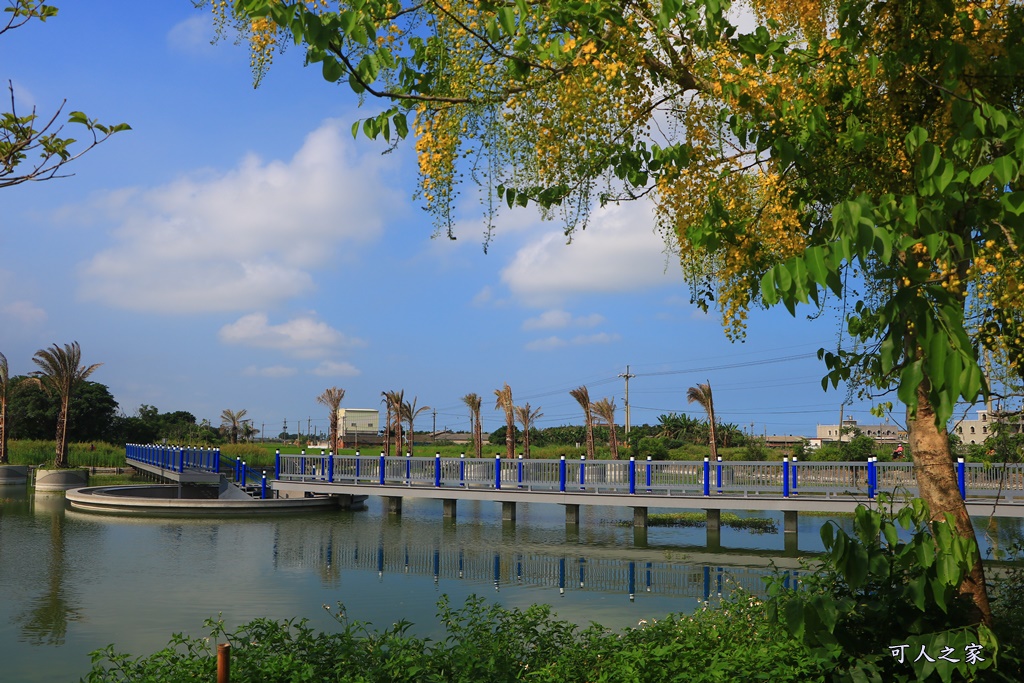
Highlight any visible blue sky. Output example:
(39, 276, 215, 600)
(0, 2, 891, 440)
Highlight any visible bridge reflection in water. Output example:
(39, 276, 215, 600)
(270, 511, 802, 604)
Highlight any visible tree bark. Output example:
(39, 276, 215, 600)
(909, 381, 993, 627)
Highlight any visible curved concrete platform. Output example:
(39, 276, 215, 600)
(65, 485, 354, 516)
(0, 465, 29, 485)
(35, 468, 88, 491)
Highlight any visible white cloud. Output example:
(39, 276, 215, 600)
(524, 331, 619, 352)
(312, 360, 361, 377)
(167, 16, 215, 55)
(1, 300, 47, 327)
(522, 309, 604, 331)
(524, 336, 567, 352)
(219, 312, 363, 359)
(501, 201, 682, 306)
(242, 365, 298, 378)
(78, 120, 400, 312)
(471, 286, 494, 306)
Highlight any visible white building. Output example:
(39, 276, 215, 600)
(338, 408, 380, 446)
(953, 408, 1024, 445)
(816, 418, 906, 444)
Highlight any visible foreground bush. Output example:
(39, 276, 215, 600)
(82, 499, 1022, 682)
(83, 594, 825, 683)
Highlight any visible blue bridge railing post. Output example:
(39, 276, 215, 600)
(242, 461, 248, 487)
(629, 457, 635, 495)
(459, 454, 465, 487)
(328, 451, 334, 483)
(579, 455, 586, 491)
(355, 450, 361, 481)
(435, 453, 441, 488)
(178, 446, 185, 473)
(703, 457, 710, 497)
(405, 452, 411, 483)
(495, 454, 502, 490)
(300, 450, 306, 480)
(261, 472, 267, 499)
(517, 454, 523, 489)
(275, 450, 280, 480)
(235, 457, 241, 483)
(868, 457, 876, 499)
(958, 457, 966, 499)
(646, 456, 652, 493)
(782, 457, 790, 498)
(379, 452, 385, 486)
(716, 455, 722, 494)
(792, 455, 799, 493)
(559, 455, 566, 492)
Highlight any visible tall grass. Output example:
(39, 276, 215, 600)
(5, 440, 126, 468)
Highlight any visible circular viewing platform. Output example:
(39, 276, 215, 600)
(65, 484, 356, 516)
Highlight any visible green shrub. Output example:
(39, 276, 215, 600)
(82, 594, 827, 683)
(767, 496, 1002, 681)
(635, 436, 668, 460)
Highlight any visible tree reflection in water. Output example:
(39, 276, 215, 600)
(15, 494, 81, 645)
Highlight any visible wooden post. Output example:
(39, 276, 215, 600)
(217, 643, 230, 683)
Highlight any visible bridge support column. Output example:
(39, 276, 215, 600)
(443, 499, 457, 519)
(502, 501, 516, 522)
(387, 496, 403, 515)
(632, 506, 648, 528)
(565, 504, 580, 525)
(706, 508, 721, 549)
(784, 510, 798, 552)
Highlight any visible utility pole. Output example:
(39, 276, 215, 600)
(619, 365, 636, 443)
(432, 409, 437, 443)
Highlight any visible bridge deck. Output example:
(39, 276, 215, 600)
(129, 460, 221, 485)
(271, 481, 1024, 518)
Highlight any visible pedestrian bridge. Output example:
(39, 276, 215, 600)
(125, 446, 1024, 548)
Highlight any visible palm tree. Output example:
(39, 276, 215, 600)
(380, 392, 393, 456)
(0, 351, 9, 465)
(461, 393, 483, 458)
(401, 396, 430, 457)
(513, 403, 543, 458)
(29, 342, 101, 468)
(494, 383, 515, 459)
(592, 397, 619, 460)
(220, 408, 248, 445)
(382, 390, 404, 455)
(569, 385, 595, 459)
(317, 387, 346, 453)
(687, 381, 718, 460)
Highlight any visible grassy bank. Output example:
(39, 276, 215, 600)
(5, 440, 126, 468)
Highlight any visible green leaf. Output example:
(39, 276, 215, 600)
(993, 155, 1018, 185)
(497, 7, 516, 36)
(969, 164, 993, 186)
(322, 56, 345, 82)
(393, 112, 409, 139)
(1001, 191, 1024, 216)
(905, 126, 928, 153)
(897, 360, 924, 409)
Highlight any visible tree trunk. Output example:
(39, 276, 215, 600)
(0, 396, 7, 465)
(474, 414, 482, 458)
(54, 397, 70, 469)
(585, 414, 595, 459)
(505, 413, 514, 459)
(609, 422, 619, 460)
(909, 381, 992, 627)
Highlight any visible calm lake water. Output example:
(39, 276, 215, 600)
(2, 484, 1022, 682)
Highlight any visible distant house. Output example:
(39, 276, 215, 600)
(338, 408, 381, 447)
(816, 418, 906, 445)
(953, 408, 1024, 445)
(764, 435, 805, 449)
